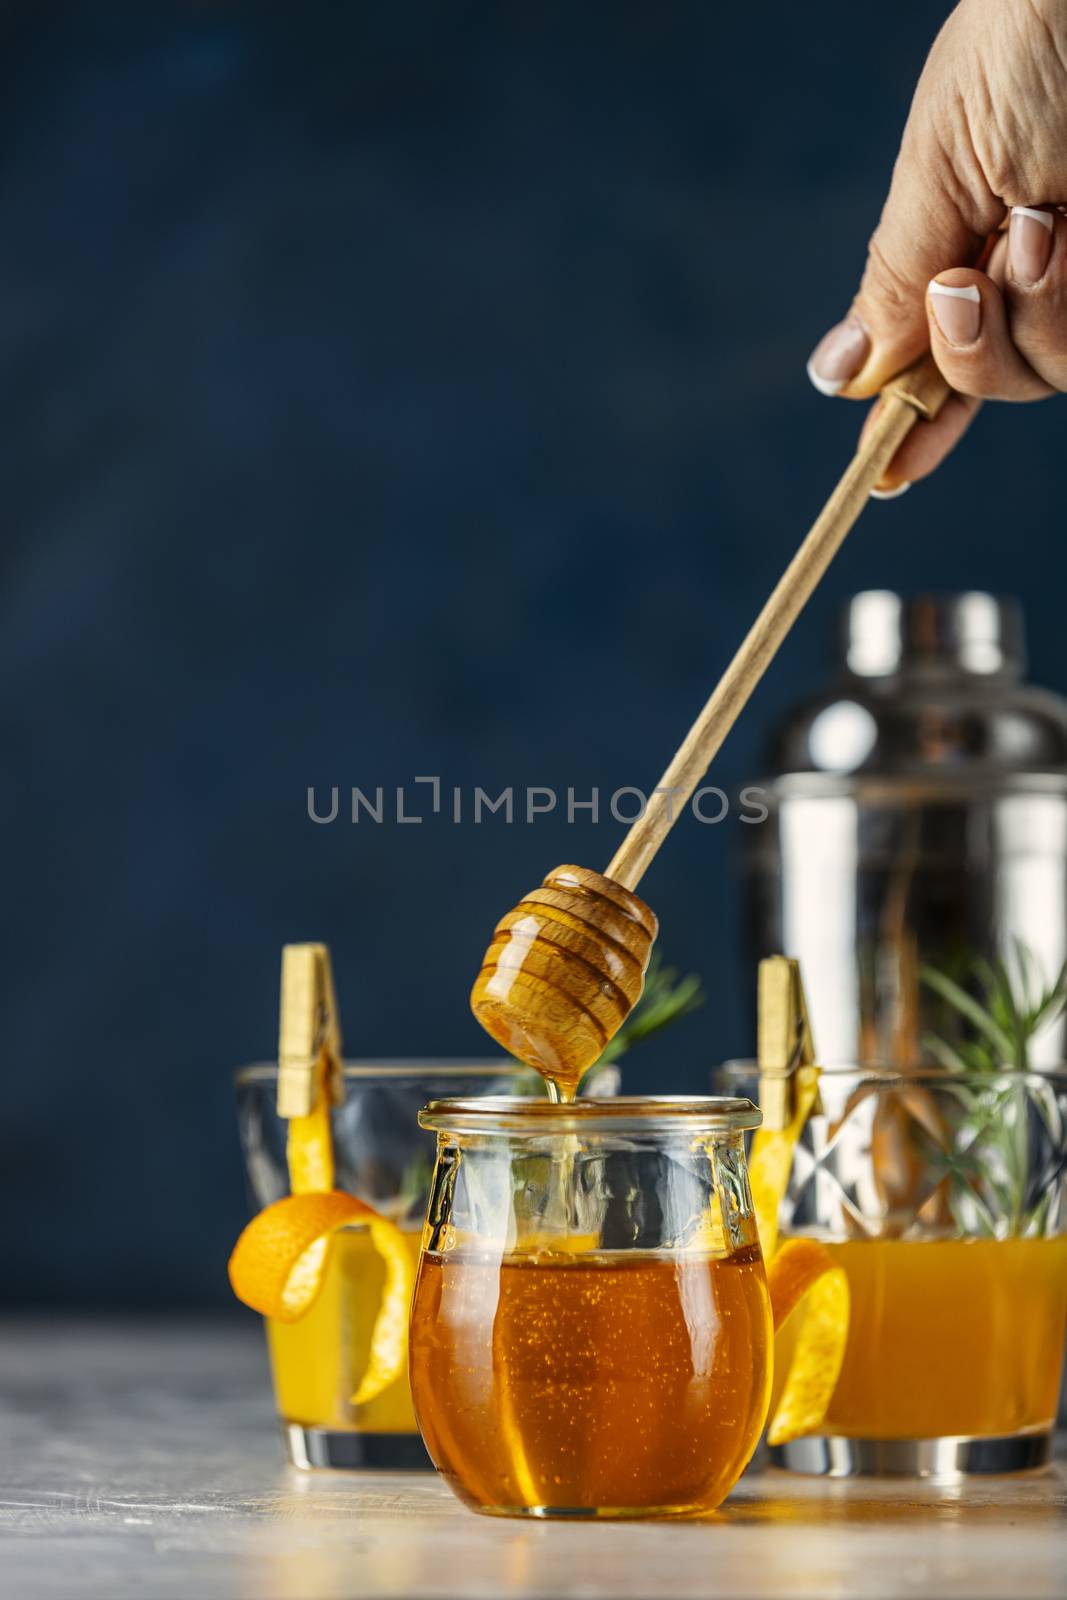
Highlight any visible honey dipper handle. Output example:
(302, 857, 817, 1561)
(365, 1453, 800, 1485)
(606, 352, 951, 892)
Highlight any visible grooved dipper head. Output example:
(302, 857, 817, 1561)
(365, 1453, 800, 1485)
(470, 864, 658, 1097)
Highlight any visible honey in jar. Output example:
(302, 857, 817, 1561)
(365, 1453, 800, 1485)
(412, 1243, 769, 1517)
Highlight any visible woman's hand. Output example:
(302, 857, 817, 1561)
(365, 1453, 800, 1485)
(807, 0, 1067, 492)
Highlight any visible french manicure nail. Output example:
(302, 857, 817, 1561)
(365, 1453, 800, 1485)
(928, 281, 981, 345)
(1009, 206, 1054, 286)
(807, 315, 870, 396)
(870, 481, 911, 501)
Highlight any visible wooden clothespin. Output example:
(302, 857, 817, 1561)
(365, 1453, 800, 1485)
(757, 956, 817, 1132)
(276, 943, 345, 1117)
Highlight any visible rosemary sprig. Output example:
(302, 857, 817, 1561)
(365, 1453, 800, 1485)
(921, 942, 1067, 1073)
(919, 941, 1067, 1234)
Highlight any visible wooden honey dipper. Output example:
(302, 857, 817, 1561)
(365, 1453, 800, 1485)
(472, 353, 950, 1098)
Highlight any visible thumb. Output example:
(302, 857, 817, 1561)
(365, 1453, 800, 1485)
(809, 113, 993, 400)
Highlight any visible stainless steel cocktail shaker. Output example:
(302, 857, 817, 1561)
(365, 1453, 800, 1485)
(745, 592, 1067, 1068)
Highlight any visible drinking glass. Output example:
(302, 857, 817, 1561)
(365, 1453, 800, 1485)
(236, 1060, 616, 1469)
(409, 1095, 768, 1518)
(718, 1060, 1067, 1476)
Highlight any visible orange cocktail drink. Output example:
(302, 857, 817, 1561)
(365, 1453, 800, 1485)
(750, 1065, 1067, 1474)
(234, 1059, 533, 1469)
(267, 1224, 423, 1436)
(773, 1235, 1067, 1441)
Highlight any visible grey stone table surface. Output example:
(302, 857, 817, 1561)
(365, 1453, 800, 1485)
(1, 1318, 1064, 1600)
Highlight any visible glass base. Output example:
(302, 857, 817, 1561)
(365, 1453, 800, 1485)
(282, 1423, 433, 1471)
(770, 1431, 1052, 1479)
(473, 1504, 712, 1521)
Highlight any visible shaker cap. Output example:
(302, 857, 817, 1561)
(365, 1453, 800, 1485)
(843, 591, 1025, 679)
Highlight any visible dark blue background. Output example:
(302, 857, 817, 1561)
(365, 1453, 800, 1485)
(6, 3, 1063, 1306)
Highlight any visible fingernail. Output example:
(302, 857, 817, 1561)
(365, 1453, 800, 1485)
(870, 481, 911, 501)
(1009, 206, 1054, 286)
(928, 281, 981, 345)
(807, 315, 870, 396)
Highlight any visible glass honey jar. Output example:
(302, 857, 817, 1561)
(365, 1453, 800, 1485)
(409, 1095, 768, 1519)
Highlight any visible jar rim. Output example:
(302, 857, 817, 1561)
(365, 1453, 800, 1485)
(418, 1094, 762, 1135)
